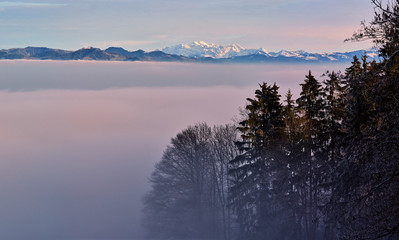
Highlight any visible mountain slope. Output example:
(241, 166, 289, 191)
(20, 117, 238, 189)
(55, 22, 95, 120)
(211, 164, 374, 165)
(162, 41, 379, 62)
(0, 44, 379, 63)
(0, 47, 196, 62)
(162, 41, 268, 58)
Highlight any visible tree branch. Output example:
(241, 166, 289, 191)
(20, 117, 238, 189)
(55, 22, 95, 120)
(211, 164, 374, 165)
(372, 0, 399, 17)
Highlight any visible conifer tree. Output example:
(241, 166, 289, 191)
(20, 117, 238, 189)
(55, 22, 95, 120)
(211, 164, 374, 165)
(230, 82, 286, 240)
(322, 71, 345, 167)
(333, 53, 399, 240)
(318, 71, 346, 239)
(345, 4, 399, 234)
(282, 89, 306, 239)
(283, 89, 297, 135)
(296, 71, 326, 240)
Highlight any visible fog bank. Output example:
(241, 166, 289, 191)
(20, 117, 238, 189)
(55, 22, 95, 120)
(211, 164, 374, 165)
(0, 61, 348, 240)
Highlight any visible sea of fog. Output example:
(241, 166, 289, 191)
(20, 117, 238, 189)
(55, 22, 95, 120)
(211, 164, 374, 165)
(0, 60, 348, 240)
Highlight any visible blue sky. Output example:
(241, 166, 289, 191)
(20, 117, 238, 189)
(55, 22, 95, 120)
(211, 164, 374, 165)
(0, 0, 375, 52)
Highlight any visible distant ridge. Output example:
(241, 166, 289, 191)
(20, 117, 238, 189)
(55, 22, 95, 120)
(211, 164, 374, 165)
(162, 41, 379, 62)
(0, 47, 195, 62)
(0, 43, 379, 63)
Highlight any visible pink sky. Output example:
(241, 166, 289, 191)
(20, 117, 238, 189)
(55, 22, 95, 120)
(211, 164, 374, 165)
(0, 0, 374, 52)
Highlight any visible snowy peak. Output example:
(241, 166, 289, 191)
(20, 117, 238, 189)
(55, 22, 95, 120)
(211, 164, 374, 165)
(192, 41, 213, 48)
(0, 44, 379, 63)
(162, 41, 263, 58)
(162, 41, 379, 62)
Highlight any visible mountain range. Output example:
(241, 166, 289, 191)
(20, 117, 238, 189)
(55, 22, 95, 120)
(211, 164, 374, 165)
(162, 41, 379, 62)
(0, 42, 379, 63)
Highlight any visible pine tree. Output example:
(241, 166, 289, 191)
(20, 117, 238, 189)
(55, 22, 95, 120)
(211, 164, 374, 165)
(283, 89, 297, 136)
(319, 70, 346, 240)
(295, 71, 326, 240)
(345, 7, 399, 234)
(282, 89, 306, 239)
(230, 82, 286, 240)
(331, 51, 399, 239)
(343, 56, 369, 137)
(322, 71, 345, 167)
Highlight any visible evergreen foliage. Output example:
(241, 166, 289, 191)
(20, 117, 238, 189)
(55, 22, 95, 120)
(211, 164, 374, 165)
(143, 2, 399, 239)
(230, 82, 287, 240)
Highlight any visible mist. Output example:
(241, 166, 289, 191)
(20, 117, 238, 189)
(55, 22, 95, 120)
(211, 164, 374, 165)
(0, 60, 348, 240)
(0, 60, 346, 92)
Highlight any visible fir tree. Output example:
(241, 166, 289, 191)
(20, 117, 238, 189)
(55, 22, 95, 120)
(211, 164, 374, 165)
(296, 70, 326, 240)
(282, 89, 306, 239)
(230, 82, 286, 240)
(322, 71, 346, 167)
(319, 70, 346, 239)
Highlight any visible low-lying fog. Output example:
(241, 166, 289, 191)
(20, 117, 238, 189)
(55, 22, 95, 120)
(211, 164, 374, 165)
(0, 60, 346, 240)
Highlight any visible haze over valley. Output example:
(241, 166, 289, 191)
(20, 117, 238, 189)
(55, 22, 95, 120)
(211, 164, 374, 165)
(1, 0, 398, 239)
(0, 60, 346, 240)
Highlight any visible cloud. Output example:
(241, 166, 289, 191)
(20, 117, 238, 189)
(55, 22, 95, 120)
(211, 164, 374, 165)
(0, 1, 67, 8)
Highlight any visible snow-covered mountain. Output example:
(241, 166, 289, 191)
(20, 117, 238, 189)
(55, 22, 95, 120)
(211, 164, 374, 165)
(0, 43, 379, 63)
(162, 41, 379, 62)
(162, 41, 269, 58)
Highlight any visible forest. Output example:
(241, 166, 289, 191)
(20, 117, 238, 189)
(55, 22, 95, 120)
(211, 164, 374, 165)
(142, 1, 399, 239)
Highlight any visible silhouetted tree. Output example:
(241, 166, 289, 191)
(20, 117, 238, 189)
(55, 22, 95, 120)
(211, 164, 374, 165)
(295, 71, 326, 240)
(329, 1, 399, 237)
(347, 0, 399, 60)
(230, 82, 287, 240)
(142, 123, 238, 240)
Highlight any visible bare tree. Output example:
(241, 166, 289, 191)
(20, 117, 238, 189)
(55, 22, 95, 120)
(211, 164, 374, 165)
(142, 123, 238, 240)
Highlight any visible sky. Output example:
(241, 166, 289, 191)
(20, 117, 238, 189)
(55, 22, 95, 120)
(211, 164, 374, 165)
(0, 0, 375, 52)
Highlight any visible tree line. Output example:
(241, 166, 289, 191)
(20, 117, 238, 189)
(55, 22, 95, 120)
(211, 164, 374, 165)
(142, 1, 399, 239)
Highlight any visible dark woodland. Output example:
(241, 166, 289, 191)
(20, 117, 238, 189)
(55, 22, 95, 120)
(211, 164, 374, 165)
(142, 1, 399, 239)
